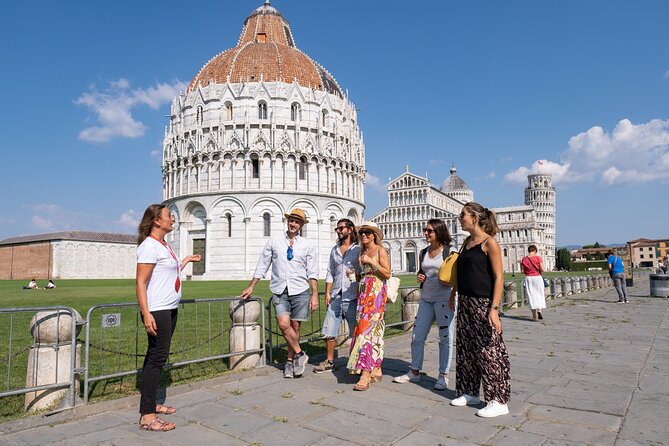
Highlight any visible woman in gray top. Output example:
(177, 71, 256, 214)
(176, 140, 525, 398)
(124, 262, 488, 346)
(393, 219, 455, 390)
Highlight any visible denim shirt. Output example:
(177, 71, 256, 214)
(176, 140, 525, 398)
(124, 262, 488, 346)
(325, 243, 361, 302)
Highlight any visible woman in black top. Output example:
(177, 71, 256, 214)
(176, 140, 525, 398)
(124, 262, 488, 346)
(449, 202, 510, 418)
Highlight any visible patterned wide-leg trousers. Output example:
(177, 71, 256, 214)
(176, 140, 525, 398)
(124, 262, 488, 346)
(455, 295, 510, 404)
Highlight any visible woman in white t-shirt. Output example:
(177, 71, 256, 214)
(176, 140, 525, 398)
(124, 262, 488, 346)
(136, 204, 200, 432)
(393, 219, 456, 390)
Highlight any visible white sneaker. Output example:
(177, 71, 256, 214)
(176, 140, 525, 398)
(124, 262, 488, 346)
(476, 400, 509, 417)
(393, 371, 421, 384)
(450, 394, 481, 406)
(433, 374, 449, 390)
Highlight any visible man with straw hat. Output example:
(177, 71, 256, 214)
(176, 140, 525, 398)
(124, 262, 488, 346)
(241, 208, 319, 377)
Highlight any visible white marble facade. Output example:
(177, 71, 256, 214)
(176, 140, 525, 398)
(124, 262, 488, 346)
(371, 168, 556, 273)
(162, 4, 365, 280)
(51, 240, 136, 279)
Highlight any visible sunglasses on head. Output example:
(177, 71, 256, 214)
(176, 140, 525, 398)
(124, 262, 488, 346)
(287, 246, 294, 261)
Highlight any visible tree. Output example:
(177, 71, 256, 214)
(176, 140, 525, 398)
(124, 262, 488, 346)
(556, 247, 571, 271)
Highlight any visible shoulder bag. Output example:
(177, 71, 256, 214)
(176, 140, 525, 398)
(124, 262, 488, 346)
(438, 238, 467, 287)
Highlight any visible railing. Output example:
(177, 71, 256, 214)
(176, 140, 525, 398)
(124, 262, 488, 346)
(0, 306, 80, 410)
(83, 297, 265, 402)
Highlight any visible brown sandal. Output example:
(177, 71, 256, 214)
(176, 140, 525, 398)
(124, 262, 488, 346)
(371, 370, 383, 383)
(353, 376, 371, 391)
(140, 416, 176, 432)
(156, 404, 177, 415)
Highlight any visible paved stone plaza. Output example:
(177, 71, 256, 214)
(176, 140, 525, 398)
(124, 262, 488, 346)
(1, 276, 667, 445)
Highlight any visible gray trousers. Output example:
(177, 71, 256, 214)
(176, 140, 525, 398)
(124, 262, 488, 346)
(612, 273, 628, 301)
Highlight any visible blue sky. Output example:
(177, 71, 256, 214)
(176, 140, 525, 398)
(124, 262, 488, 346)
(1, 0, 668, 246)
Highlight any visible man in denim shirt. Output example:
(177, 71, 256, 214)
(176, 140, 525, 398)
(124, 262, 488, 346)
(313, 218, 360, 373)
(241, 208, 319, 377)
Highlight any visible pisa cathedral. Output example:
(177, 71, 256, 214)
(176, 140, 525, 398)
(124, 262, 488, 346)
(371, 166, 556, 274)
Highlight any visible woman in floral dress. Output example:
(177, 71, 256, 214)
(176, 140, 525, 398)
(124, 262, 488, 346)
(347, 222, 391, 391)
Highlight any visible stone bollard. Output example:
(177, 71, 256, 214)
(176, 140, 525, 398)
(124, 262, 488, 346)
(402, 288, 421, 331)
(563, 277, 571, 295)
(551, 278, 561, 298)
(503, 281, 517, 309)
(25, 309, 82, 413)
(229, 298, 262, 370)
(572, 276, 581, 294)
(597, 275, 604, 288)
(586, 276, 593, 291)
(580, 277, 587, 292)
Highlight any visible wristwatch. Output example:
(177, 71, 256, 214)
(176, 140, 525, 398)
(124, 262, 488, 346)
(492, 305, 500, 311)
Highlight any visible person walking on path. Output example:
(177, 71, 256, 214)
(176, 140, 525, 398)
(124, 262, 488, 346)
(521, 245, 546, 321)
(347, 222, 391, 391)
(241, 208, 319, 378)
(393, 218, 455, 390)
(450, 202, 511, 418)
(313, 218, 360, 374)
(607, 250, 628, 303)
(136, 204, 201, 432)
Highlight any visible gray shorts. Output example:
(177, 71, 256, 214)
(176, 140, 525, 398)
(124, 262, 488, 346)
(272, 288, 311, 321)
(321, 295, 357, 338)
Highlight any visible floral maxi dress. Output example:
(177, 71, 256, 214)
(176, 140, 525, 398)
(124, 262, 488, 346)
(347, 266, 387, 373)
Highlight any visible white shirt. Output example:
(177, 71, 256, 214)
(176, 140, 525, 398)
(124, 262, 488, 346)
(137, 237, 181, 311)
(253, 233, 319, 295)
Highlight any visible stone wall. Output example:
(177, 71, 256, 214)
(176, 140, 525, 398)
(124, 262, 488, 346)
(0, 242, 52, 280)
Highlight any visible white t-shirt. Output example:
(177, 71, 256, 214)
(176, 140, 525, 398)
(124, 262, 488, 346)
(137, 237, 181, 311)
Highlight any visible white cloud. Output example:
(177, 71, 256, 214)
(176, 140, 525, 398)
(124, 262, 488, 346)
(26, 204, 97, 232)
(75, 78, 186, 143)
(429, 159, 446, 166)
(484, 170, 496, 180)
(505, 118, 669, 186)
(118, 210, 139, 229)
(664, 69, 669, 79)
(364, 173, 387, 193)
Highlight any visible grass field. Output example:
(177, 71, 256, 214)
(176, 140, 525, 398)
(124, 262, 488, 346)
(0, 271, 604, 422)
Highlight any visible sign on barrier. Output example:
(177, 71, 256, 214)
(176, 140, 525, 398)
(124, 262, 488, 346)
(101, 313, 121, 328)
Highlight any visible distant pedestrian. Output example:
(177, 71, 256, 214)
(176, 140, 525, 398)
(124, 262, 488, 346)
(607, 251, 628, 303)
(393, 218, 455, 390)
(348, 222, 390, 391)
(136, 204, 201, 432)
(313, 218, 360, 374)
(46, 280, 56, 289)
(520, 245, 546, 321)
(450, 202, 510, 418)
(241, 208, 318, 378)
(24, 279, 38, 290)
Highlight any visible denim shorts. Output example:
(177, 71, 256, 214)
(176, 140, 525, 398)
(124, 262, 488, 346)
(321, 295, 357, 338)
(272, 288, 311, 321)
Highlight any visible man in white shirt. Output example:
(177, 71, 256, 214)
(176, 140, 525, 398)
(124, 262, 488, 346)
(241, 208, 319, 378)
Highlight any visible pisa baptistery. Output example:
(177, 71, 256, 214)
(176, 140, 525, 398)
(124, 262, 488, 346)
(161, 2, 366, 279)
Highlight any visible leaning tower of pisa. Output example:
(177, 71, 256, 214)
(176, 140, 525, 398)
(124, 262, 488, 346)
(524, 173, 556, 270)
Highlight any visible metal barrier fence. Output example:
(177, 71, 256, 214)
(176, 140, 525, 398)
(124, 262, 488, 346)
(0, 306, 80, 409)
(83, 296, 265, 402)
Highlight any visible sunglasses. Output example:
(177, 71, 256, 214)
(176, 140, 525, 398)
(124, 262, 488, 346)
(423, 228, 434, 234)
(287, 246, 294, 261)
(334, 226, 349, 232)
(359, 230, 373, 236)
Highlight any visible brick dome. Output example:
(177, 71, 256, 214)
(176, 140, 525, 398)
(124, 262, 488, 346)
(188, 1, 342, 97)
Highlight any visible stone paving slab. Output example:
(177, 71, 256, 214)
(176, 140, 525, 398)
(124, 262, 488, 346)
(1, 275, 668, 445)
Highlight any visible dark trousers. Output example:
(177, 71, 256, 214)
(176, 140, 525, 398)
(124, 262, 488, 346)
(455, 296, 511, 404)
(139, 308, 178, 415)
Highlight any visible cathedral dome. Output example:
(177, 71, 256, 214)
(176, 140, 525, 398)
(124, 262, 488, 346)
(441, 165, 470, 192)
(187, 1, 342, 97)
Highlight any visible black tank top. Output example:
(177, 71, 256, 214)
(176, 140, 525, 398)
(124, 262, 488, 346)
(456, 240, 494, 297)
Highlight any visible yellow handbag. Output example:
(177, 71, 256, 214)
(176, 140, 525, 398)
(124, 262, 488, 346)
(438, 239, 467, 287)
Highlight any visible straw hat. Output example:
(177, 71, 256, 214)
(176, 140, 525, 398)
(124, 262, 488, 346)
(284, 208, 309, 224)
(357, 221, 383, 242)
